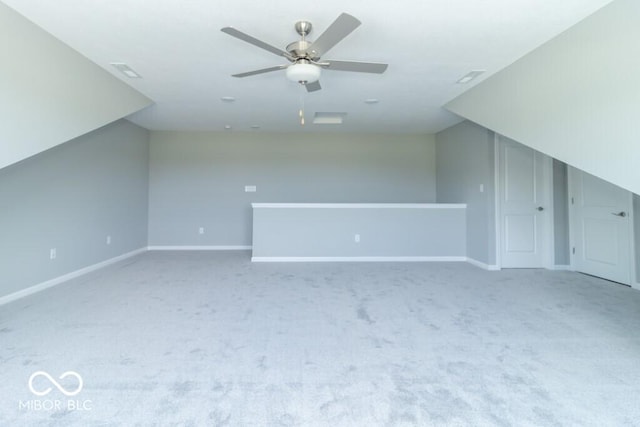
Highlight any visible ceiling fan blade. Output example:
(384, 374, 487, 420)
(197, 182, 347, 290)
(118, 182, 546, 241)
(305, 81, 322, 92)
(322, 60, 388, 74)
(307, 13, 361, 58)
(232, 65, 288, 78)
(221, 27, 293, 60)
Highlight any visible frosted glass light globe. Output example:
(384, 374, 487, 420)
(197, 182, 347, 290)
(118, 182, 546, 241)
(286, 63, 321, 83)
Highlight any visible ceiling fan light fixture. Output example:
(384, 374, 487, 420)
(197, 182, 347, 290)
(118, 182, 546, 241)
(286, 63, 321, 84)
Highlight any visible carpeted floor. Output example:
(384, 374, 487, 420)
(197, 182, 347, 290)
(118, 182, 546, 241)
(1, 250, 640, 426)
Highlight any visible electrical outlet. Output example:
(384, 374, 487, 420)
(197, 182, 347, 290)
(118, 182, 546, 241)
(198, 227, 205, 235)
(49, 248, 57, 260)
(479, 184, 484, 193)
(106, 235, 111, 245)
(354, 234, 361, 243)
(244, 185, 257, 193)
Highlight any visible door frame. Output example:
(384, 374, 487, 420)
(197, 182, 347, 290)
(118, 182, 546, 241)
(567, 166, 637, 286)
(494, 134, 555, 269)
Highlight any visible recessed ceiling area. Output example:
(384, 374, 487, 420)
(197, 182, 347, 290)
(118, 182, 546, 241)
(2, 0, 614, 133)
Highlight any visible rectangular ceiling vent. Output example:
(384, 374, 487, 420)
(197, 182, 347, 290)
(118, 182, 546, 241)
(313, 112, 347, 125)
(456, 70, 485, 84)
(110, 62, 142, 78)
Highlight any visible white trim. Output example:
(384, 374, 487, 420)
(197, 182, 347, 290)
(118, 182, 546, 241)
(148, 245, 252, 251)
(0, 248, 146, 306)
(627, 192, 637, 287)
(542, 155, 555, 270)
(251, 203, 466, 209)
(494, 133, 502, 269)
(466, 257, 500, 271)
(551, 265, 572, 271)
(252, 256, 467, 263)
(568, 166, 577, 271)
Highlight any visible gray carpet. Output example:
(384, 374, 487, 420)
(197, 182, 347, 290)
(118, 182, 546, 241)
(1, 251, 640, 426)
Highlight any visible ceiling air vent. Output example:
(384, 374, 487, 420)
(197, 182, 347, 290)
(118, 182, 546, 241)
(456, 70, 485, 84)
(313, 112, 347, 125)
(110, 62, 142, 78)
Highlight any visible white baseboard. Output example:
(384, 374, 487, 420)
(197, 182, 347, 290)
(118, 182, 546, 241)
(466, 257, 500, 271)
(148, 245, 252, 251)
(0, 248, 146, 306)
(465, 259, 571, 272)
(251, 256, 467, 263)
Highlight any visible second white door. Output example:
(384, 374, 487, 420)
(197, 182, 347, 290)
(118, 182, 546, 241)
(569, 167, 632, 285)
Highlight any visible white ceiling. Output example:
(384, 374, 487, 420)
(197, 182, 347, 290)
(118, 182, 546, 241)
(3, 0, 614, 134)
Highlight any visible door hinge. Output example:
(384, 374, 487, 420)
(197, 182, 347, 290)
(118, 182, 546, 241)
(572, 247, 576, 255)
(571, 197, 574, 205)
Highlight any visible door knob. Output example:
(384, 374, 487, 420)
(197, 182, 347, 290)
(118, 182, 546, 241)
(612, 211, 627, 217)
(536, 206, 544, 211)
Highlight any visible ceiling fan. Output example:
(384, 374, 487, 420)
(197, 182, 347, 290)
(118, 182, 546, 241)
(221, 13, 388, 92)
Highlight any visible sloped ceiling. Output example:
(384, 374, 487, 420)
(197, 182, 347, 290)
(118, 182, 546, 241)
(446, 0, 640, 195)
(0, 0, 613, 134)
(0, 3, 152, 170)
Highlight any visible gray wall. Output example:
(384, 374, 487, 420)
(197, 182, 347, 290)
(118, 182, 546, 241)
(252, 204, 466, 259)
(148, 132, 436, 246)
(435, 120, 578, 269)
(435, 121, 496, 265)
(0, 120, 149, 298)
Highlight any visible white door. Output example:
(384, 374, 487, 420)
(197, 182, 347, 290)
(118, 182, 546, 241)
(569, 167, 632, 284)
(498, 137, 552, 268)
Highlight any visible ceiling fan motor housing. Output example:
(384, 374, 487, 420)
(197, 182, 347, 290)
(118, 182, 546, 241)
(286, 40, 320, 60)
(287, 21, 321, 60)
